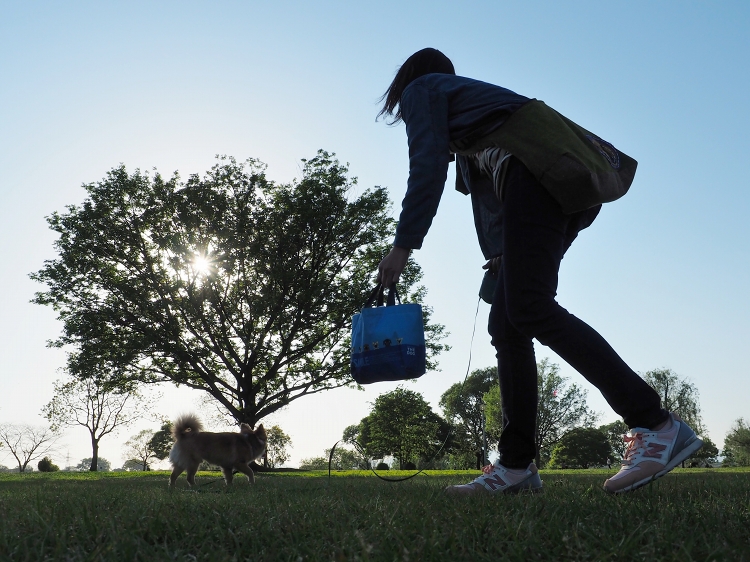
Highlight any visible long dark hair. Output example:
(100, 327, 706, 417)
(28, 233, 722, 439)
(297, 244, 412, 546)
(377, 48, 455, 125)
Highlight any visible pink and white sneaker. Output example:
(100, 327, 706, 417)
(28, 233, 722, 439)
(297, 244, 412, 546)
(445, 462, 543, 495)
(603, 412, 703, 494)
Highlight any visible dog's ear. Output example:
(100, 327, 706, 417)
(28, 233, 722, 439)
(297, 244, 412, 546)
(256, 424, 266, 441)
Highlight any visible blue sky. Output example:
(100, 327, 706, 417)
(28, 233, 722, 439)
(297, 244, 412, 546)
(1, 1, 749, 468)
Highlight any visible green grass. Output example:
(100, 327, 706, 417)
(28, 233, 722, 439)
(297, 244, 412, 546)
(1, 468, 749, 561)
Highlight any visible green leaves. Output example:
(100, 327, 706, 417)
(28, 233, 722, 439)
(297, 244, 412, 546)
(439, 367, 497, 466)
(548, 427, 611, 469)
(598, 419, 629, 459)
(481, 359, 598, 468)
(723, 418, 750, 466)
(32, 151, 446, 426)
(353, 387, 448, 468)
(643, 368, 705, 435)
(535, 358, 599, 467)
(265, 425, 293, 468)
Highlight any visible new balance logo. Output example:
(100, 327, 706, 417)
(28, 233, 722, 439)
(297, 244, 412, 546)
(643, 443, 667, 458)
(483, 474, 507, 490)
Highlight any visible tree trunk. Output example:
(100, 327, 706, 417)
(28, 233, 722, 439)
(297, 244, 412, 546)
(90, 433, 99, 471)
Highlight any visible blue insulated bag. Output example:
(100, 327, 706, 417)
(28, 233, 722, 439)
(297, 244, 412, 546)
(350, 284, 426, 384)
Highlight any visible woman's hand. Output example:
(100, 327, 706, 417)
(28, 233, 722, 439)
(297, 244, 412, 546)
(482, 256, 502, 274)
(377, 247, 411, 288)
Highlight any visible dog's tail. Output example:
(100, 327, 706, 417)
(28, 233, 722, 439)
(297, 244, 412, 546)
(172, 414, 203, 441)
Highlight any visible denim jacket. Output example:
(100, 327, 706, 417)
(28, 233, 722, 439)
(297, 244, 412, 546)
(393, 73, 529, 252)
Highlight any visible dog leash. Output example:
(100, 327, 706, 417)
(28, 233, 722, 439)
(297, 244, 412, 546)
(328, 295, 483, 483)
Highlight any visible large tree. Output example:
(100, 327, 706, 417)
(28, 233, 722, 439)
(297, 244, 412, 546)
(688, 436, 719, 467)
(123, 430, 157, 471)
(148, 420, 174, 461)
(599, 420, 629, 460)
(31, 152, 446, 426)
(535, 359, 598, 467)
(643, 368, 704, 434)
(484, 358, 597, 467)
(722, 418, 750, 466)
(439, 367, 498, 468)
(548, 427, 611, 469)
(483, 383, 503, 448)
(265, 425, 292, 468)
(42, 376, 149, 471)
(354, 387, 449, 468)
(0, 424, 58, 473)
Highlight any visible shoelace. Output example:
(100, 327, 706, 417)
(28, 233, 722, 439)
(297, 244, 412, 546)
(481, 464, 493, 474)
(622, 432, 645, 465)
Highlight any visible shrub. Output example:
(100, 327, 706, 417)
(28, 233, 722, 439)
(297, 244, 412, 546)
(375, 462, 389, 471)
(37, 457, 60, 472)
(548, 428, 611, 469)
(298, 457, 328, 470)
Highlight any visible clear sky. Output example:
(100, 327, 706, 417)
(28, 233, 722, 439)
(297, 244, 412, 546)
(1, 0, 749, 469)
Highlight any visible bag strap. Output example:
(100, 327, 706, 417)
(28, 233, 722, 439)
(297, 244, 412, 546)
(386, 283, 401, 306)
(363, 283, 402, 308)
(363, 284, 384, 308)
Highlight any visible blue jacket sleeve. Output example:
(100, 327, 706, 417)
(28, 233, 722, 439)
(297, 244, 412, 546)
(393, 83, 452, 249)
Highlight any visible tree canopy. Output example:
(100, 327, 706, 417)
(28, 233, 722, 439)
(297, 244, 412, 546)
(265, 425, 292, 468)
(31, 151, 446, 426)
(484, 358, 597, 467)
(722, 418, 750, 466)
(643, 368, 704, 434)
(353, 387, 449, 468)
(688, 436, 719, 467)
(548, 427, 611, 469)
(535, 359, 598, 467)
(598, 420, 629, 460)
(439, 366, 498, 468)
(148, 421, 174, 461)
(42, 376, 148, 471)
(123, 430, 157, 471)
(0, 424, 58, 473)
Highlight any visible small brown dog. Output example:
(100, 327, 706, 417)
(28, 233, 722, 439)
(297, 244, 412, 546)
(168, 414, 267, 488)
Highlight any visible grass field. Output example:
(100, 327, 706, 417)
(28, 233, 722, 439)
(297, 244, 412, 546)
(1, 468, 749, 561)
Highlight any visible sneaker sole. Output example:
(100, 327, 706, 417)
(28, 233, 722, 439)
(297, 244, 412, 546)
(609, 436, 704, 494)
(505, 473, 544, 495)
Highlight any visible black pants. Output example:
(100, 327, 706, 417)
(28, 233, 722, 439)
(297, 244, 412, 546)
(489, 158, 667, 468)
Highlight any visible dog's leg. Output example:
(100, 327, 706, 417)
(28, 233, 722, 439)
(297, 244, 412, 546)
(221, 466, 234, 486)
(186, 465, 199, 487)
(169, 466, 184, 489)
(233, 462, 255, 484)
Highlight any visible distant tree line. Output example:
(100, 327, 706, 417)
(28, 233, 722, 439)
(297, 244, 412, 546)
(299, 361, 747, 471)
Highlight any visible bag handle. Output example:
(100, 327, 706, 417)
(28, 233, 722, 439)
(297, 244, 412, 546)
(386, 283, 402, 306)
(363, 283, 402, 308)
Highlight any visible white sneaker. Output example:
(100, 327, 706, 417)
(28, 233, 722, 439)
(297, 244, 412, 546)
(603, 412, 703, 494)
(445, 462, 543, 495)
